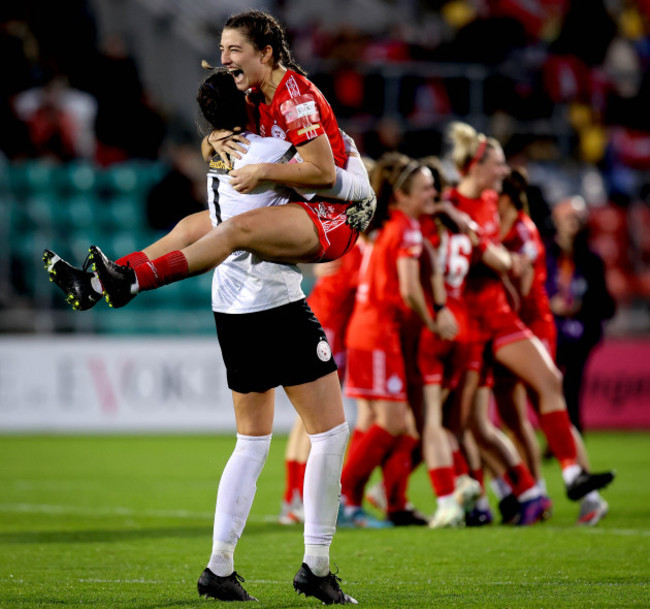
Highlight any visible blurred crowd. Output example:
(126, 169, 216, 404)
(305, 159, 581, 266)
(1, 0, 649, 327)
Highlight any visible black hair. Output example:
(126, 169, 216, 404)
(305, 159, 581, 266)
(223, 10, 307, 76)
(501, 167, 529, 213)
(419, 155, 445, 199)
(196, 68, 248, 132)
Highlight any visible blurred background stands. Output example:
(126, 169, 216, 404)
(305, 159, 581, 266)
(0, 0, 649, 336)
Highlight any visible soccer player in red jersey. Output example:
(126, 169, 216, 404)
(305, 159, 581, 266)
(495, 168, 610, 525)
(418, 208, 484, 527)
(90, 10, 375, 307)
(445, 122, 614, 519)
(340, 153, 443, 528)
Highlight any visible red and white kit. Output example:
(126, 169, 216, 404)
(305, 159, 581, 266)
(256, 70, 357, 261)
(345, 209, 423, 401)
(446, 188, 532, 385)
(418, 216, 474, 390)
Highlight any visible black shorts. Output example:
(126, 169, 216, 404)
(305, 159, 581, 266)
(214, 299, 338, 393)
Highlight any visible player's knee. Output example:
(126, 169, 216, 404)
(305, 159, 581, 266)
(224, 213, 259, 247)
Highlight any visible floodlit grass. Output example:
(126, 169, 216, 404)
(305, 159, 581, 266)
(0, 432, 648, 608)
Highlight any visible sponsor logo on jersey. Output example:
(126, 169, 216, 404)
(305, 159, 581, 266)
(294, 100, 317, 118)
(316, 339, 332, 362)
(271, 124, 286, 139)
(286, 75, 301, 98)
(297, 124, 320, 137)
(208, 157, 232, 174)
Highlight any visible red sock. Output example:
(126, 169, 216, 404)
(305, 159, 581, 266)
(410, 443, 423, 472)
(429, 466, 455, 498)
(346, 427, 367, 461)
(134, 251, 188, 291)
(383, 435, 419, 513)
(470, 468, 484, 491)
(539, 410, 577, 468)
(341, 424, 396, 507)
(283, 460, 302, 503)
(504, 463, 537, 497)
(452, 449, 469, 477)
(116, 251, 149, 268)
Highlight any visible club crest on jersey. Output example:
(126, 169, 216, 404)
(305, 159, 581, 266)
(271, 124, 286, 139)
(316, 339, 332, 362)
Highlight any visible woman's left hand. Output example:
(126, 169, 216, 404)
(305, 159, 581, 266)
(230, 163, 271, 193)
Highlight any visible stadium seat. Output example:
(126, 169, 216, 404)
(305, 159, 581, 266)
(24, 192, 60, 227)
(101, 162, 164, 196)
(58, 161, 98, 194)
(103, 195, 146, 231)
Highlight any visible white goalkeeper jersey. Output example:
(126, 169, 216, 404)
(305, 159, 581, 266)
(206, 132, 305, 314)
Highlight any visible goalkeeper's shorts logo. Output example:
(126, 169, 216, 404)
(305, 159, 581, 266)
(316, 339, 332, 362)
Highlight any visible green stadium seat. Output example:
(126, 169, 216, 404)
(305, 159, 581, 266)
(58, 161, 98, 194)
(62, 194, 99, 231)
(103, 195, 145, 231)
(24, 192, 59, 226)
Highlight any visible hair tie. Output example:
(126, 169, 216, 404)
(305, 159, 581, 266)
(393, 160, 420, 193)
(464, 136, 488, 175)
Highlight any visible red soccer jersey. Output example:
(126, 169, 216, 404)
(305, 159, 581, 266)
(501, 211, 554, 328)
(257, 70, 347, 168)
(418, 217, 473, 388)
(346, 209, 423, 350)
(445, 187, 511, 315)
(307, 242, 363, 340)
(419, 215, 473, 305)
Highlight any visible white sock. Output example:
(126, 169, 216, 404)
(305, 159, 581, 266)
(303, 544, 330, 578)
(537, 478, 548, 495)
(490, 477, 512, 501)
(208, 433, 271, 576)
(303, 421, 349, 576)
(436, 494, 456, 508)
(90, 274, 103, 296)
(476, 495, 490, 511)
(518, 486, 541, 502)
(582, 490, 601, 503)
(562, 463, 582, 486)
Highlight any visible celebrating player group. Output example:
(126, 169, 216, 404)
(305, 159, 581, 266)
(42, 8, 614, 606)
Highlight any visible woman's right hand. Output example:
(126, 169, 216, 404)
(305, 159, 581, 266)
(435, 307, 459, 340)
(208, 129, 250, 162)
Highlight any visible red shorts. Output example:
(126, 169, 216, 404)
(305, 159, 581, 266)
(400, 310, 424, 386)
(345, 345, 408, 402)
(419, 336, 471, 390)
(525, 317, 557, 361)
(493, 314, 558, 385)
(466, 308, 533, 388)
(296, 201, 359, 262)
(418, 301, 470, 390)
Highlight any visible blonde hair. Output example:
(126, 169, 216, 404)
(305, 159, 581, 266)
(447, 121, 500, 174)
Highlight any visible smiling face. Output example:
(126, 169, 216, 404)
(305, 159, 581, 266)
(220, 27, 272, 92)
(472, 145, 509, 194)
(395, 167, 437, 219)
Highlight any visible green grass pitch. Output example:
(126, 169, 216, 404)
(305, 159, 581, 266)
(1, 431, 648, 608)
